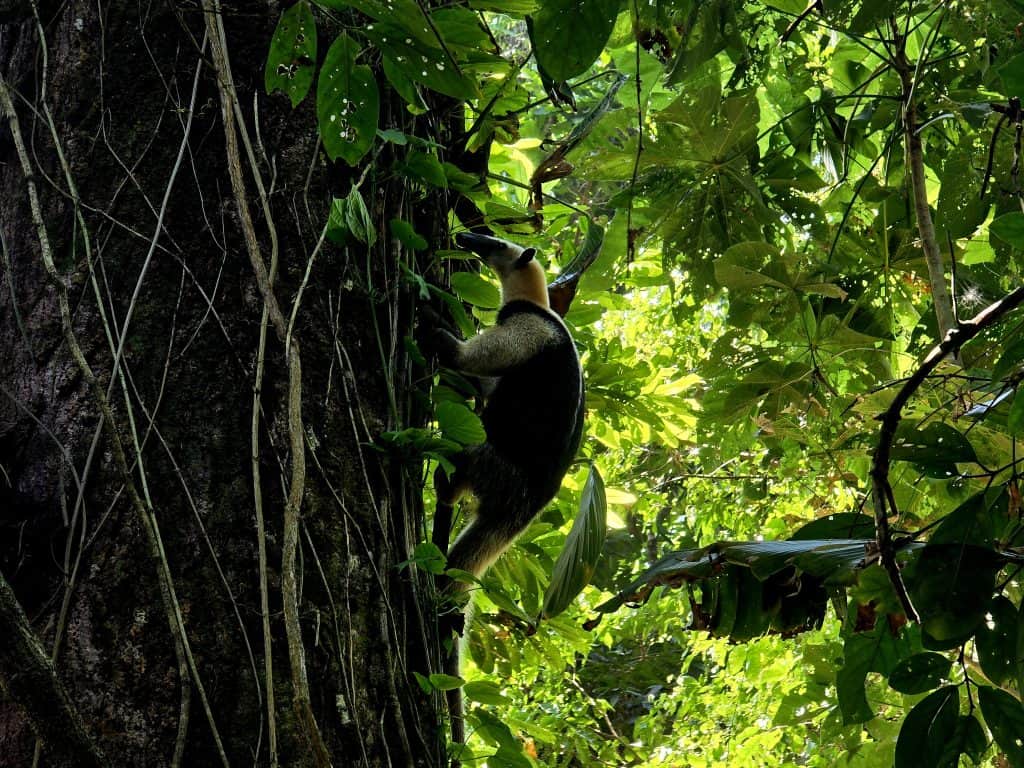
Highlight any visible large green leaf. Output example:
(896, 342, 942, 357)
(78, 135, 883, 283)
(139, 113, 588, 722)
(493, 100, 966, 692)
(265, 2, 317, 107)
(998, 51, 1024, 99)
(435, 401, 485, 445)
(894, 686, 961, 768)
(528, 0, 622, 82)
(542, 464, 607, 619)
(721, 539, 870, 582)
(936, 151, 988, 240)
(837, 615, 913, 724)
(910, 544, 1001, 649)
(929, 492, 996, 547)
(990, 212, 1024, 250)
(890, 422, 978, 478)
(450, 272, 500, 309)
(978, 686, 1024, 767)
(976, 596, 1020, 686)
(317, 34, 379, 165)
(888, 652, 952, 694)
(313, 0, 434, 45)
(363, 23, 478, 100)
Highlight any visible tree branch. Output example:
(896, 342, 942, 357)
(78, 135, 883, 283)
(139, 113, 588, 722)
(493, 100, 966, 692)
(871, 285, 1024, 623)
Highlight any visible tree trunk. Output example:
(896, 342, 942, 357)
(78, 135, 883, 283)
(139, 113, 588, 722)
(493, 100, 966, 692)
(0, 3, 444, 766)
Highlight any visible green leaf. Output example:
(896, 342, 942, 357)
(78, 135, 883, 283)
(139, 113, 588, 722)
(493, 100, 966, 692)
(888, 652, 952, 694)
(910, 544, 1001, 649)
(463, 680, 511, 706)
(364, 23, 478, 100)
(714, 243, 788, 292)
(528, 0, 621, 82)
(936, 152, 988, 240)
(317, 34, 379, 165)
(978, 686, 1024, 766)
(406, 541, 447, 575)
(428, 285, 476, 339)
(265, 2, 317, 107)
(890, 422, 978, 478)
(720, 539, 871, 582)
(1009, 391, 1024, 434)
(435, 401, 485, 445)
(976, 596, 1019, 686)
(403, 150, 448, 188)
(953, 714, 989, 765)
(326, 197, 349, 244)
(381, 54, 428, 111)
(990, 212, 1024, 250)
(929, 492, 996, 548)
(665, 0, 737, 86)
(894, 686, 960, 768)
(851, 565, 904, 616)
(450, 271, 500, 308)
(344, 187, 377, 246)
(542, 464, 607, 619)
(428, 672, 464, 691)
(412, 670, 431, 694)
(377, 128, 409, 145)
(389, 218, 428, 251)
(314, 0, 432, 44)
(469, 0, 537, 11)
(837, 614, 913, 724)
(472, 708, 524, 750)
(998, 52, 1024, 99)
(993, 334, 1024, 382)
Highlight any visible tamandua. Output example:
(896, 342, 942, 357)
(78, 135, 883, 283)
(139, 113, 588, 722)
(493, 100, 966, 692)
(429, 232, 585, 589)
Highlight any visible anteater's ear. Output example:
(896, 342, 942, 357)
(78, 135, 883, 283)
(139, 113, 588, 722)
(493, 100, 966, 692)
(515, 247, 536, 268)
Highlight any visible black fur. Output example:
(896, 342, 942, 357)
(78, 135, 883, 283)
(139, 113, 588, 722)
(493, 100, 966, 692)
(439, 300, 584, 580)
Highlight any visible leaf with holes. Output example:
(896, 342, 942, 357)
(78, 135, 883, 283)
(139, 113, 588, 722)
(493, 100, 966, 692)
(888, 652, 952, 694)
(265, 2, 318, 107)
(976, 596, 1019, 686)
(890, 422, 978, 478)
(364, 23, 477, 100)
(317, 33, 379, 165)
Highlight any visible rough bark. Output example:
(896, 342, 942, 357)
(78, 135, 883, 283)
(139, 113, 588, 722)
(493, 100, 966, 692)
(0, 2, 447, 766)
(0, 572, 107, 768)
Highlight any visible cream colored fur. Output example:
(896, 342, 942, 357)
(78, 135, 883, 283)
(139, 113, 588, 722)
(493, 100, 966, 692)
(454, 314, 560, 375)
